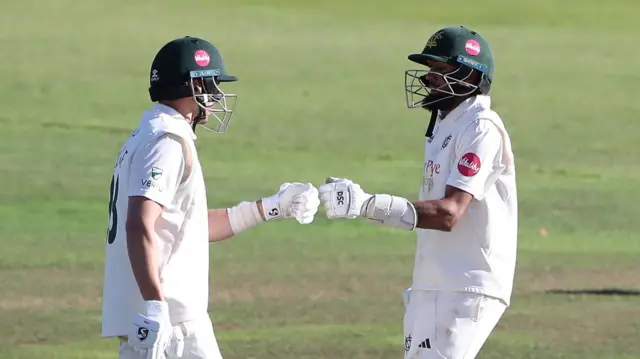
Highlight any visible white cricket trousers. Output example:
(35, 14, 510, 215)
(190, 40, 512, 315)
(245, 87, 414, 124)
(119, 315, 223, 359)
(402, 289, 506, 359)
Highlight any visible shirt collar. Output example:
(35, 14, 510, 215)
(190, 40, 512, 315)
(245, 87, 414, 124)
(152, 103, 197, 140)
(441, 95, 491, 124)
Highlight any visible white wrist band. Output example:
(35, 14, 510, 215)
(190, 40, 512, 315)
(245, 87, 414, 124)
(227, 201, 265, 234)
(260, 194, 282, 221)
(143, 300, 169, 319)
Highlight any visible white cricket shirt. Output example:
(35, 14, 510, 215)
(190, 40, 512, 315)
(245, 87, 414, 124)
(412, 95, 518, 306)
(101, 104, 210, 337)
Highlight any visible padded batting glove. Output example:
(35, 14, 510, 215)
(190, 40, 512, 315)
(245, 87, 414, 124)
(318, 177, 373, 219)
(128, 300, 184, 359)
(261, 182, 321, 224)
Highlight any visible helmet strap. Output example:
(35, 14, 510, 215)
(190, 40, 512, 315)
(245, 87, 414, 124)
(478, 73, 492, 94)
(192, 96, 209, 132)
(424, 110, 439, 138)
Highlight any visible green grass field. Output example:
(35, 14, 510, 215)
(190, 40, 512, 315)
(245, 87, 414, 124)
(1, 0, 640, 358)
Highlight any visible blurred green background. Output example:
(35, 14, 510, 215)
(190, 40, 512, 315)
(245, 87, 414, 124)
(1, 0, 639, 358)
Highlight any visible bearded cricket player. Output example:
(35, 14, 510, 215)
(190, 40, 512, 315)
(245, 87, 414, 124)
(100, 36, 321, 359)
(318, 26, 518, 359)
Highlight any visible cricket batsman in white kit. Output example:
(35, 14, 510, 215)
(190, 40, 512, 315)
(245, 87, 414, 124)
(318, 26, 518, 359)
(100, 36, 321, 359)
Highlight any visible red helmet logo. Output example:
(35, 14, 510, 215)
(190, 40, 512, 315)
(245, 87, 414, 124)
(465, 40, 481, 56)
(194, 50, 210, 66)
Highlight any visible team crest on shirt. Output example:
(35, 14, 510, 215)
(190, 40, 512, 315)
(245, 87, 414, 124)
(141, 167, 165, 192)
(151, 167, 163, 180)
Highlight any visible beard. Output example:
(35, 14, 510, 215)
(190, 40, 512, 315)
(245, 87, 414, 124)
(420, 81, 477, 112)
(420, 92, 456, 112)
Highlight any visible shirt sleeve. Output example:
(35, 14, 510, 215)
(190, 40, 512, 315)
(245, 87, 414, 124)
(446, 120, 505, 201)
(127, 133, 186, 207)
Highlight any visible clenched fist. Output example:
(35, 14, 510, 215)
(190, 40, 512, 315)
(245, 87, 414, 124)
(318, 177, 372, 219)
(262, 182, 320, 224)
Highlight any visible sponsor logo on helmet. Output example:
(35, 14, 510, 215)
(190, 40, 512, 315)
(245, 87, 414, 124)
(465, 40, 481, 56)
(194, 50, 210, 67)
(456, 56, 488, 73)
(457, 152, 481, 176)
(190, 69, 221, 78)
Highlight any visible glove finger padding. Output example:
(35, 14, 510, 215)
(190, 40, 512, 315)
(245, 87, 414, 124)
(293, 196, 320, 212)
(297, 214, 315, 225)
(291, 202, 316, 220)
(292, 193, 320, 224)
(325, 176, 353, 185)
(318, 184, 335, 196)
(145, 345, 163, 359)
(279, 182, 293, 191)
(165, 326, 185, 358)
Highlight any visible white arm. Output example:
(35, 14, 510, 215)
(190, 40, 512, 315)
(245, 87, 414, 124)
(208, 183, 320, 243)
(208, 200, 264, 243)
(208, 208, 237, 242)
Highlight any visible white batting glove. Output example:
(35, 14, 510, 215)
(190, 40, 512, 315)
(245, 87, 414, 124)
(318, 177, 373, 219)
(128, 301, 184, 359)
(261, 182, 320, 224)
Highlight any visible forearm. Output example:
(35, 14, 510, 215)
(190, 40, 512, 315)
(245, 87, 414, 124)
(208, 208, 236, 242)
(358, 194, 457, 232)
(126, 227, 164, 301)
(209, 200, 267, 242)
(322, 179, 469, 232)
(411, 199, 457, 231)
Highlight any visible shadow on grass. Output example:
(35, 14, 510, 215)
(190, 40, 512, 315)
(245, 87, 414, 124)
(545, 288, 640, 296)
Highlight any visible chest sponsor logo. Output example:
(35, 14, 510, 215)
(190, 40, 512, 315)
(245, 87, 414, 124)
(423, 160, 441, 193)
(424, 160, 441, 176)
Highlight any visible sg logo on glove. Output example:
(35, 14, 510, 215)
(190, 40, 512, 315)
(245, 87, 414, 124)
(137, 327, 149, 340)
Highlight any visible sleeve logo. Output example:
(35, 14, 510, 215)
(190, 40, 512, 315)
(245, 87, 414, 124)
(151, 167, 163, 180)
(457, 153, 481, 176)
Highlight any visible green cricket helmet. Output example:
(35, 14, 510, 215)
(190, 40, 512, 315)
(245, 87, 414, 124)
(405, 26, 494, 110)
(148, 36, 238, 133)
